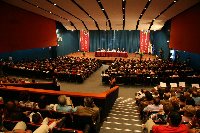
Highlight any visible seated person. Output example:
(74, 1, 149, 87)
(188, 109, 200, 133)
(35, 95, 54, 110)
(181, 105, 196, 124)
(152, 111, 189, 133)
(55, 95, 77, 112)
(76, 97, 100, 123)
(112, 48, 116, 52)
(101, 48, 105, 52)
(29, 112, 63, 133)
(143, 103, 173, 133)
(143, 97, 163, 113)
(4, 121, 32, 133)
(18, 91, 36, 108)
(117, 48, 120, 52)
(4, 101, 29, 122)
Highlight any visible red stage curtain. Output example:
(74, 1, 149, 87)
(140, 31, 150, 53)
(80, 30, 89, 51)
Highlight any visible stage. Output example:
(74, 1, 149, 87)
(67, 52, 156, 63)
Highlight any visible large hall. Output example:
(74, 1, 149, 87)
(0, 0, 200, 133)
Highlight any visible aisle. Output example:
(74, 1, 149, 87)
(100, 97, 142, 133)
(59, 64, 109, 93)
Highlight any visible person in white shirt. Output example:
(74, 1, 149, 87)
(143, 97, 163, 112)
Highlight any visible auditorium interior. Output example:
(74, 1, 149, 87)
(0, 0, 200, 133)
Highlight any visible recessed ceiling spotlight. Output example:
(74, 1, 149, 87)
(54, 3, 56, 6)
(144, 8, 146, 9)
(141, 14, 143, 15)
(149, 0, 151, 1)
(123, 0, 125, 1)
(50, 11, 52, 14)
(98, 0, 101, 2)
(36, 5, 39, 8)
(123, 19, 124, 20)
(153, 19, 155, 20)
(123, 8, 125, 9)
(174, 1, 176, 2)
(102, 8, 104, 10)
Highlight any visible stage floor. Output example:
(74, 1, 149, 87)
(67, 52, 156, 61)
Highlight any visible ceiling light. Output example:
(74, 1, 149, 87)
(141, 14, 143, 15)
(174, 1, 176, 2)
(149, 0, 151, 1)
(50, 11, 52, 13)
(153, 19, 155, 20)
(139, 19, 141, 20)
(102, 8, 104, 10)
(36, 5, 39, 8)
(123, 19, 124, 20)
(167, 40, 169, 42)
(54, 3, 56, 6)
(123, 8, 125, 9)
(98, 0, 101, 2)
(144, 8, 146, 10)
(123, 0, 125, 1)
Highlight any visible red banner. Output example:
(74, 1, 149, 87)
(80, 30, 89, 51)
(140, 31, 150, 53)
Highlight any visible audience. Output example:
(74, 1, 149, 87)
(152, 111, 189, 133)
(2, 56, 101, 82)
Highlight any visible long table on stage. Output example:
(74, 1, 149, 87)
(95, 51, 128, 58)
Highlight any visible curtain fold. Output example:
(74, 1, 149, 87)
(89, 30, 140, 53)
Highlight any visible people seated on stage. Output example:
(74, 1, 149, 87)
(107, 48, 110, 51)
(97, 48, 101, 51)
(117, 48, 120, 52)
(122, 48, 125, 52)
(112, 48, 116, 52)
(101, 48, 105, 52)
